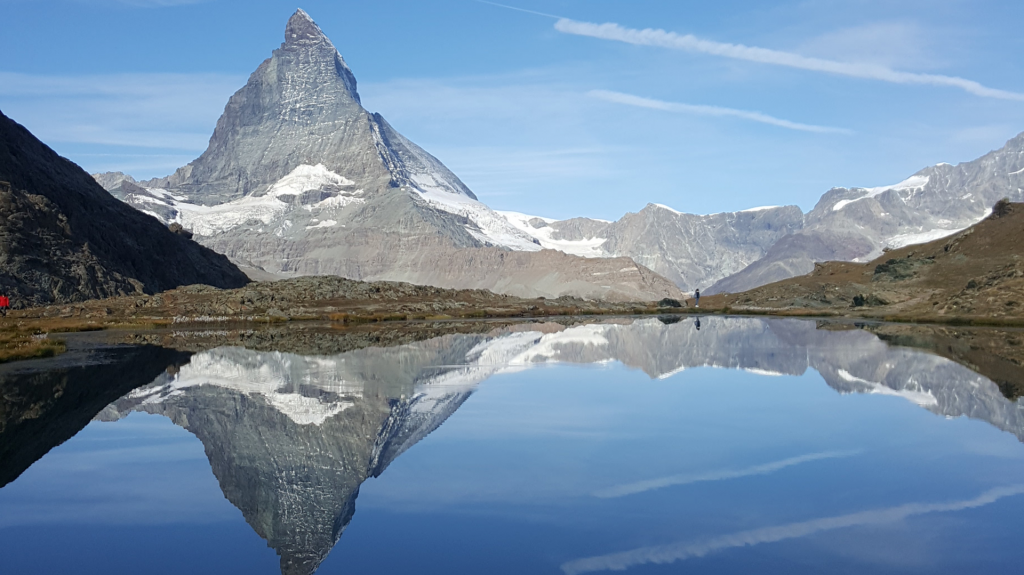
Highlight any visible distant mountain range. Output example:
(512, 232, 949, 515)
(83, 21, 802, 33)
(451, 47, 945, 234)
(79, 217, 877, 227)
(92, 9, 1024, 299)
(503, 131, 1024, 294)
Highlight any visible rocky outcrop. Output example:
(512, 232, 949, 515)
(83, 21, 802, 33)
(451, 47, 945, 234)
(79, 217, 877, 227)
(0, 110, 250, 307)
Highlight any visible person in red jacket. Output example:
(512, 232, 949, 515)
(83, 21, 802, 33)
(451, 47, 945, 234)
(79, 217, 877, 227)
(0, 295, 9, 317)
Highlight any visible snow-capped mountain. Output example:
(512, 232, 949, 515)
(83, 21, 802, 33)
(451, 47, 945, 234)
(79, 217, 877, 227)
(93, 9, 1024, 299)
(93, 10, 680, 303)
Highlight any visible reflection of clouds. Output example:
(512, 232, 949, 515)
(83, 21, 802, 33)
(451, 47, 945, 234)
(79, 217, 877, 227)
(592, 450, 862, 498)
(562, 485, 1024, 575)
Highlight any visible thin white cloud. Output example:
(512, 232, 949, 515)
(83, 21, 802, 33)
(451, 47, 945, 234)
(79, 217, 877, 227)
(555, 19, 1024, 101)
(589, 90, 851, 134)
(592, 450, 862, 498)
(473, 0, 563, 19)
(561, 484, 1024, 575)
(0, 71, 242, 177)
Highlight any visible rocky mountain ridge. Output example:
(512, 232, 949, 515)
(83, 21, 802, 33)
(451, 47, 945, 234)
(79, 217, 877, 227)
(499, 130, 1024, 295)
(709, 133, 1024, 293)
(0, 110, 250, 307)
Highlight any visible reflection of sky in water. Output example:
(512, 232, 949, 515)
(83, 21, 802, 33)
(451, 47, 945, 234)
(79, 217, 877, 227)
(336, 365, 1024, 574)
(3, 350, 1024, 573)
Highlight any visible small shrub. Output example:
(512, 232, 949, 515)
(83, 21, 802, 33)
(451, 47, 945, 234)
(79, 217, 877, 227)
(992, 198, 1013, 218)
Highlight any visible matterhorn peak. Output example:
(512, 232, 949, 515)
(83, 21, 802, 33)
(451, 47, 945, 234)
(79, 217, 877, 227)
(285, 8, 329, 45)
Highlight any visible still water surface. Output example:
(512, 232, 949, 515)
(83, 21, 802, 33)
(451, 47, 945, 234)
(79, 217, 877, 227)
(2, 316, 1024, 574)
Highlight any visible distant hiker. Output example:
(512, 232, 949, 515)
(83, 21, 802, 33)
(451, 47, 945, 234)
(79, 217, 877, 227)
(694, 289, 700, 308)
(0, 295, 9, 317)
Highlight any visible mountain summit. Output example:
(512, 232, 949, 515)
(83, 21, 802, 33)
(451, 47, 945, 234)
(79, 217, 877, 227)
(146, 8, 424, 205)
(95, 10, 681, 302)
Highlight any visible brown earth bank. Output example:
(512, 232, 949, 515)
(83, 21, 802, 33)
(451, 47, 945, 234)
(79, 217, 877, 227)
(0, 276, 688, 362)
(699, 200, 1024, 326)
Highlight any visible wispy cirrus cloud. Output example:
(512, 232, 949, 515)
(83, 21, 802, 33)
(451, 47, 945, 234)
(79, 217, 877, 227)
(555, 19, 1024, 101)
(589, 90, 851, 134)
(562, 484, 1024, 575)
(592, 450, 862, 498)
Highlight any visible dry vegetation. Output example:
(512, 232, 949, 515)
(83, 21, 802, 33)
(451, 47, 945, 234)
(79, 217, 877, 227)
(0, 277, 686, 361)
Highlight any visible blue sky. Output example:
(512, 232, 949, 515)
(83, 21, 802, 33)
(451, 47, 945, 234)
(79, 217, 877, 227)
(2, 0, 1023, 219)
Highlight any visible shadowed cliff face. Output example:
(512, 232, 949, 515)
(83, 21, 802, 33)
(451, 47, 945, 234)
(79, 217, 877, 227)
(81, 317, 1024, 575)
(0, 111, 250, 307)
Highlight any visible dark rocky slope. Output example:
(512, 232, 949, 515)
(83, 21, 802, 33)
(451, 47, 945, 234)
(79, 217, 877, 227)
(0, 110, 250, 307)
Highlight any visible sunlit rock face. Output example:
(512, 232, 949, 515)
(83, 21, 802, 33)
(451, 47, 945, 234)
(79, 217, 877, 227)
(91, 10, 683, 303)
(101, 317, 1024, 574)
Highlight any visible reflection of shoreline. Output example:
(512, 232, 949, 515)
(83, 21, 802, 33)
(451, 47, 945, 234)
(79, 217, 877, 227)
(0, 345, 192, 488)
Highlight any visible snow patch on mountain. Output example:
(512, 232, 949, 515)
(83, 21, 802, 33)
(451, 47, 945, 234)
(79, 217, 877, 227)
(834, 175, 930, 211)
(271, 163, 355, 194)
(410, 183, 543, 251)
(500, 211, 609, 258)
(305, 219, 338, 230)
(652, 203, 682, 215)
(886, 227, 966, 249)
(113, 164, 366, 237)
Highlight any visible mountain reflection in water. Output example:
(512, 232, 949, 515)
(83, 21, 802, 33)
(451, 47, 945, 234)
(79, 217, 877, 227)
(76, 316, 1024, 574)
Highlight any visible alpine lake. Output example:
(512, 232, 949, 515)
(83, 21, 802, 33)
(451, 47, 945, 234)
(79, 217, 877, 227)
(2, 315, 1024, 575)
